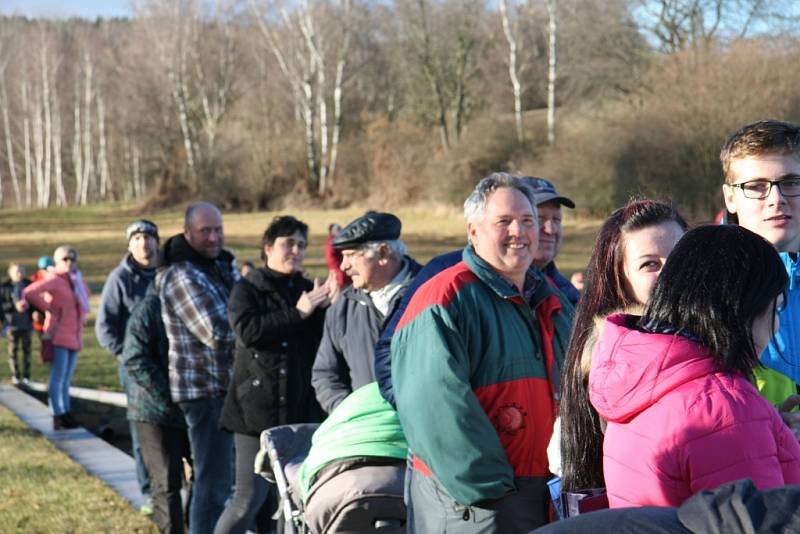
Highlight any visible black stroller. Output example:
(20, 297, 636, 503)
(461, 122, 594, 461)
(256, 423, 407, 534)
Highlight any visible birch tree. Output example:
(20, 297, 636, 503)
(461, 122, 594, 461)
(499, 0, 524, 143)
(251, 0, 354, 194)
(547, 0, 557, 145)
(0, 73, 21, 208)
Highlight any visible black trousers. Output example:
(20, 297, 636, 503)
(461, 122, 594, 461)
(136, 421, 192, 534)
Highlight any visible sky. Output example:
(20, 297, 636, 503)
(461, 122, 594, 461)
(0, 0, 132, 20)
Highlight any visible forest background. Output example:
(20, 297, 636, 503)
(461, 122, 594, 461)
(0, 0, 798, 218)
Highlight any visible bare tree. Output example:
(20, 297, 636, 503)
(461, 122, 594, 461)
(251, 0, 354, 194)
(547, 0, 557, 145)
(0, 73, 21, 208)
(499, 0, 524, 143)
(635, 0, 775, 53)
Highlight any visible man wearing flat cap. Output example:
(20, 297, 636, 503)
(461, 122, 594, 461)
(311, 211, 422, 413)
(96, 218, 160, 513)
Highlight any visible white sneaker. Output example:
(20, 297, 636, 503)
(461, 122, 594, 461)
(11, 377, 19, 385)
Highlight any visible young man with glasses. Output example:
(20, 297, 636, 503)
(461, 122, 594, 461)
(722, 119, 800, 435)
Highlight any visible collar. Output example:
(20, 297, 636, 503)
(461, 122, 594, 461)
(366, 260, 410, 315)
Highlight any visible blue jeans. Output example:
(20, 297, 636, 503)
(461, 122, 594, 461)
(49, 346, 78, 416)
(180, 396, 234, 534)
(214, 432, 274, 534)
(118, 360, 151, 498)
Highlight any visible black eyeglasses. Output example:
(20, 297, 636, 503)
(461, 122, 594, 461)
(61, 256, 76, 262)
(730, 178, 800, 199)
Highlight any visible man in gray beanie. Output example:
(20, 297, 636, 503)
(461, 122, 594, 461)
(96, 218, 160, 514)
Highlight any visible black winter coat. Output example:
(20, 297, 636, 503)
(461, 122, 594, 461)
(220, 267, 326, 436)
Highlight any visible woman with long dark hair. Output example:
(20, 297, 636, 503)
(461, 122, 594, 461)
(590, 225, 800, 507)
(216, 216, 330, 534)
(558, 199, 687, 492)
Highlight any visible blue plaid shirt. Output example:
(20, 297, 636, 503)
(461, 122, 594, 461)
(160, 259, 239, 402)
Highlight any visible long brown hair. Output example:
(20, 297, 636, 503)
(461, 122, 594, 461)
(560, 199, 687, 491)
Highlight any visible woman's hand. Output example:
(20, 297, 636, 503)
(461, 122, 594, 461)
(296, 278, 331, 318)
(778, 394, 800, 439)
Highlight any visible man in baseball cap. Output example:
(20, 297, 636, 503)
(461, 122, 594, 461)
(96, 218, 161, 513)
(522, 177, 580, 304)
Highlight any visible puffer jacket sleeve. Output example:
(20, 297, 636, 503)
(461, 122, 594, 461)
(227, 279, 306, 349)
(682, 385, 800, 495)
(95, 268, 126, 356)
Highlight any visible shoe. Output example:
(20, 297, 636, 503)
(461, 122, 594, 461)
(61, 413, 80, 428)
(139, 497, 153, 516)
(21, 378, 30, 385)
(12, 377, 19, 385)
(54, 414, 78, 430)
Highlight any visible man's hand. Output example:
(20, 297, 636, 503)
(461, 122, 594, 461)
(778, 394, 800, 439)
(15, 299, 28, 313)
(296, 278, 331, 318)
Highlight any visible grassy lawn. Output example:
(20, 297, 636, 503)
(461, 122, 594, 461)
(0, 404, 154, 532)
(0, 203, 601, 390)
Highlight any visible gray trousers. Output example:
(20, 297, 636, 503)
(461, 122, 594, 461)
(406, 465, 550, 533)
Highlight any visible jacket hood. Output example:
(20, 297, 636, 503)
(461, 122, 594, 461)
(122, 253, 157, 277)
(162, 234, 235, 269)
(588, 313, 718, 423)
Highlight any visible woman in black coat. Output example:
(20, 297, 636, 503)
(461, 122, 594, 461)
(216, 216, 331, 534)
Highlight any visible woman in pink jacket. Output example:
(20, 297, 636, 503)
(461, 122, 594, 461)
(23, 245, 91, 430)
(589, 225, 800, 508)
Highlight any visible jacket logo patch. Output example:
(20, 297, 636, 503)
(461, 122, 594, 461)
(492, 402, 527, 435)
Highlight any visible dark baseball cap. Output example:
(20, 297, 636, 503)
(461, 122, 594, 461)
(520, 176, 575, 209)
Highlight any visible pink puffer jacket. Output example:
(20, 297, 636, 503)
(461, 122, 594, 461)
(23, 272, 90, 351)
(589, 313, 800, 508)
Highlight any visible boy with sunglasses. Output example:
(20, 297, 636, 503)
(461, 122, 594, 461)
(722, 119, 800, 433)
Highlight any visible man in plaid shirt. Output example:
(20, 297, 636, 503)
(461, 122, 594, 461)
(160, 201, 240, 534)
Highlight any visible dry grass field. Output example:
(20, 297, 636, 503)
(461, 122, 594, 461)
(0, 202, 601, 390)
(0, 404, 155, 532)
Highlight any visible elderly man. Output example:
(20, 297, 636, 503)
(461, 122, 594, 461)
(392, 173, 574, 532)
(96, 219, 160, 513)
(525, 177, 580, 304)
(311, 211, 421, 413)
(160, 202, 239, 534)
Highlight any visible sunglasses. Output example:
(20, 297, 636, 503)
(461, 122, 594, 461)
(60, 256, 76, 262)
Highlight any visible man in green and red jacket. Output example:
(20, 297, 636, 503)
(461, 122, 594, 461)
(392, 172, 574, 532)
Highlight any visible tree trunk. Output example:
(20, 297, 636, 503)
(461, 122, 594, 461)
(97, 93, 110, 199)
(52, 83, 66, 206)
(21, 79, 31, 208)
(0, 76, 21, 208)
(40, 39, 52, 207)
(499, 0, 524, 144)
(81, 51, 94, 205)
(72, 71, 83, 205)
(329, 0, 352, 189)
(32, 89, 45, 208)
(546, 0, 557, 145)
